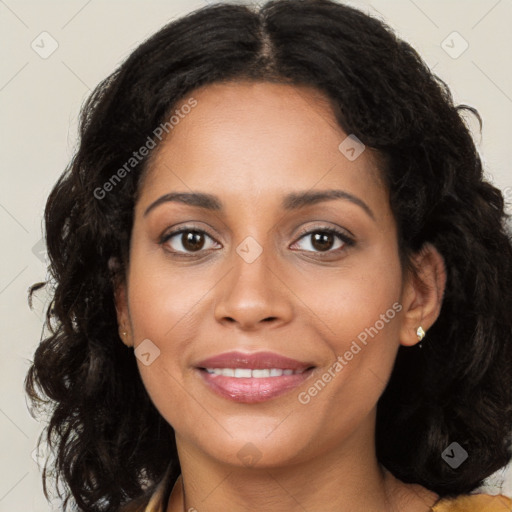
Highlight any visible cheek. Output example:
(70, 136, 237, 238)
(297, 250, 402, 349)
(296, 253, 403, 405)
(127, 242, 215, 343)
(125, 250, 209, 416)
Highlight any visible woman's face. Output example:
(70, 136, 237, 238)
(120, 81, 414, 468)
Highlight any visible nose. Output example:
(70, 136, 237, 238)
(213, 244, 294, 331)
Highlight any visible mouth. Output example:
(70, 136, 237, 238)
(202, 367, 309, 377)
(195, 351, 316, 403)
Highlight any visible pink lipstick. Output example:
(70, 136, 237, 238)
(195, 351, 315, 403)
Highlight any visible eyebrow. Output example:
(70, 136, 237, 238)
(143, 189, 375, 220)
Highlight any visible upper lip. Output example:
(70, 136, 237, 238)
(195, 351, 315, 371)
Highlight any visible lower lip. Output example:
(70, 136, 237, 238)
(196, 368, 315, 403)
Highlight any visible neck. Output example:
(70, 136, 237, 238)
(166, 415, 438, 512)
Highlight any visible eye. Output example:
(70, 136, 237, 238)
(291, 226, 354, 254)
(159, 225, 354, 257)
(160, 227, 220, 255)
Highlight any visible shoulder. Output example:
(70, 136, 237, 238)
(432, 493, 512, 511)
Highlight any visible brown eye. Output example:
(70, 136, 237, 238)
(311, 232, 336, 252)
(292, 228, 352, 254)
(162, 228, 219, 254)
(182, 231, 205, 252)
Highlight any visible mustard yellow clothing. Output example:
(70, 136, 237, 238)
(124, 464, 512, 512)
(431, 493, 512, 511)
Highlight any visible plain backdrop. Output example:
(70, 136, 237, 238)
(1, 0, 511, 510)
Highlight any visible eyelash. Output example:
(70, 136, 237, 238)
(159, 224, 355, 258)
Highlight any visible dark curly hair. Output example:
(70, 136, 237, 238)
(25, 0, 512, 510)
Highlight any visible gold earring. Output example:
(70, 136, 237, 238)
(119, 329, 132, 348)
(417, 326, 426, 342)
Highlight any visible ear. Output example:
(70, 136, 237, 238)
(399, 243, 446, 347)
(109, 257, 133, 348)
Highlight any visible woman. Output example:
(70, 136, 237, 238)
(25, 1, 512, 511)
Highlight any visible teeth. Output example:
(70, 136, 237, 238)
(251, 369, 270, 378)
(234, 368, 252, 378)
(204, 368, 303, 378)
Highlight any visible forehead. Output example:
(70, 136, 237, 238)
(138, 81, 386, 212)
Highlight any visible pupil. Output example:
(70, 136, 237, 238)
(183, 231, 204, 251)
(312, 232, 333, 251)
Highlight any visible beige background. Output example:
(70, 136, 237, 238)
(0, 0, 511, 510)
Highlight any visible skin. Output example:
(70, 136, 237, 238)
(115, 81, 446, 512)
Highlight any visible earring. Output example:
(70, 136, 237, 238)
(417, 326, 426, 342)
(119, 329, 133, 349)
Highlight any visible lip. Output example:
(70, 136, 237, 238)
(195, 351, 316, 403)
(195, 351, 314, 371)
